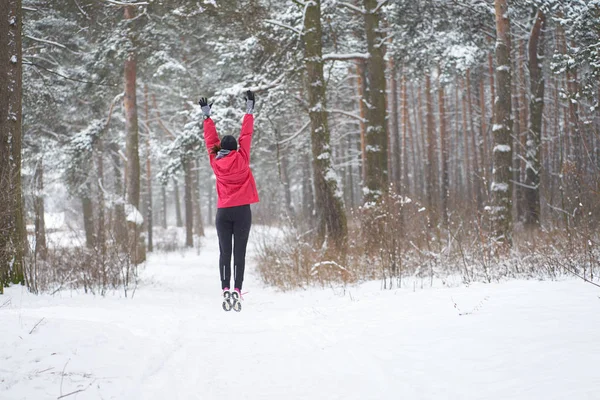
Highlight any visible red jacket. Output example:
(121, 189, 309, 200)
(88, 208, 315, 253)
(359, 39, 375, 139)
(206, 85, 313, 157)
(204, 114, 259, 208)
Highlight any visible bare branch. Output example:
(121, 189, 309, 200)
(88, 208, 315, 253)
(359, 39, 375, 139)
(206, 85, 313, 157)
(24, 61, 118, 88)
(73, 0, 90, 19)
(279, 120, 311, 145)
(216, 74, 286, 97)
(60, 359, 70, 397)
(25, 35, 69, 50)
(264, 19, 302, 36)
(57, 380, 96, 399)
(29, 318, 45, 334)
(372, 0, 390, 14)
(338, 2, 365, 14)
(327, 109, 366, 123)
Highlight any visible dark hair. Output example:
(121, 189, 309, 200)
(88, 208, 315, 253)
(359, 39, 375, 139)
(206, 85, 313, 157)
(210, 144, 221, 156)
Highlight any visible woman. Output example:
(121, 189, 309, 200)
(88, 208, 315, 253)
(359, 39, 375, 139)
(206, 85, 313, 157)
(199, 91, 259, 312)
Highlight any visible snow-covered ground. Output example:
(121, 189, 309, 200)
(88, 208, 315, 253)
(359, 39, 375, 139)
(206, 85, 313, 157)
(1, 228, 600, 400)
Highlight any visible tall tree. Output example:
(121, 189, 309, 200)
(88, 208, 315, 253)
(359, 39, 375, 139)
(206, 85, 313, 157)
(124, 5, 144, 262)
(438, 75, 449, 225)
(183, 159, 193, 248)
(390, 61, 401, 192)
(302, 0, 347, 250)
(144, 84, 153, 252)
(524, 9, 546, 228)
(491, 0, 514, 243)
(1, 0, 26, 290)
(425, 72, 438, 222)
(0, 0, 10, 293)
(362, 0, 389, 201)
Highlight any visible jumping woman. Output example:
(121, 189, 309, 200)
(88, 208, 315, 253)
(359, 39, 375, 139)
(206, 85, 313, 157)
(199, 91, 259, 312)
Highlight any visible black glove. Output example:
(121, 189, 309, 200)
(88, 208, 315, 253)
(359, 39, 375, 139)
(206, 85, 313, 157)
(199, 97, 212, 117)
(244, 90, 255, 114)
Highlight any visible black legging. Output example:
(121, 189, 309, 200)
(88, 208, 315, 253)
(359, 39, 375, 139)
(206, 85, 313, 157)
(215, 204, 252, 290)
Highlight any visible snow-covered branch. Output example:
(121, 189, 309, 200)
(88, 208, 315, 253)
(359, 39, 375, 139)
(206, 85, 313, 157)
(279, 120, 311, 145)
(327, 109, 366, 123)
(102, 0, 149, 5)
(264, 19, 302, 36)
(25, 35, 69, 50)
(323, 52, 369, 61)
(216, 74, 286, 96)
(24, 61, 118, 88)
(338, 2, 366, 14)
(372, 0, 390, 14)
(509, 180, 538, 190)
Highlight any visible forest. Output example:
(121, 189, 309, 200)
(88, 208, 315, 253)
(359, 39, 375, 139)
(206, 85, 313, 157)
(1, 0, 599, 294)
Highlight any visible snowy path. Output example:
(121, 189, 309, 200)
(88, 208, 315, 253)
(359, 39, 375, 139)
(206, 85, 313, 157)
(1, 228, 600, 400)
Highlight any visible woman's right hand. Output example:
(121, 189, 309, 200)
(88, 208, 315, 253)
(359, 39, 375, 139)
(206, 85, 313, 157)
(244, 91, 255, 114)
(199, 97, 212, 117)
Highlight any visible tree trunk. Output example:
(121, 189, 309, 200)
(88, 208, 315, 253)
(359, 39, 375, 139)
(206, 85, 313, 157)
(96, 140, 106, 259)
(460, 78, 472, 203)
(425, 73, 437, 223)
(33, 159, 46, 259)
(144, 84, 153, 252)
(512, 44, 522, 222)
(355, 61, 367, 185)
(207, 182, 213, 226)
(491, 0, 514, 243)
(362, 0, 389, 202)
(488, 51, 496, 130)
(390, 61, 401, 192)
(438, 75, 449, 226)
(425, 72, 438, 220)
(453, 83, 463, 193)
(303, 0, 347, 250)
(467, 69, 482, 209)
(302, 151, 311, 221)
(124, 5, 144, 263)
(109, 142, 127, 249)
(183, 160, 193, 248)
(0, 0, 26, 288)
(415, 81, 427, 198)
(346, 134, 355, 209)
(525, 9, 545, 228)
(518, 39, 528, 190)
(173, 178, 183, 227)
(275, 128, 294, 215)
(0, 0, 8, 292)
(161, 185, 167, 229)
(82, 186, 95, 249)
(479, 76, 490, 189)
(193, 158, 204, 237)
(402, 76, 412, 195)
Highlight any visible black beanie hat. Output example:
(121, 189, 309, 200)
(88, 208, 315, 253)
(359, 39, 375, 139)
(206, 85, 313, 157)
(220, 135, 237, 151)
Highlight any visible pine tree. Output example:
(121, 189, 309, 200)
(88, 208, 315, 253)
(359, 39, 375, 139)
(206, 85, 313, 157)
(1, 0, 26, 291)
(490, 0, 513, 244)
(302, 0, 348, 251)
(524, 8, 546, 228)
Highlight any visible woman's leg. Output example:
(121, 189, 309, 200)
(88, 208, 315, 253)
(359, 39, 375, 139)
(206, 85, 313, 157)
(215, 208, 234, 289)
(232, 205, 252, 290)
